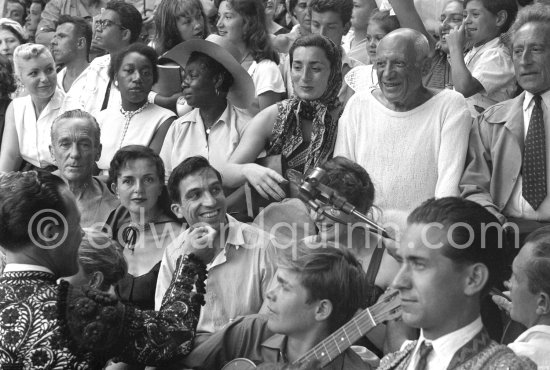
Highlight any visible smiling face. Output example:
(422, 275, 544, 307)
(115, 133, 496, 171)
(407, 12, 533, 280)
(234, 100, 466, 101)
(291, 46, 331, 101)
(309, 201, 355, 242)
(512, 22, 550, 95)
(266, 268, 319, 336)
(439, 1, 463, 53)
(216, 1, 245, 45)
(18, 53, 57, 99)
(51, 22, 80, 65)
(50, 117, 101, 184)
(463, 0, 499, 46)
(375, 35, 425, 110)
(116, 51, 155, 108)
(392, 223, 472, 339)
(0, 29, 21, 61)
(366, 21, 387, 61)
(114, 158, 164, 217)
(172, 168, 227, 230)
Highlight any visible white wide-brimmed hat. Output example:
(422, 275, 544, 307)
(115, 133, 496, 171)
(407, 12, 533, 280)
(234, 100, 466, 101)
(159, 34, 255, 110)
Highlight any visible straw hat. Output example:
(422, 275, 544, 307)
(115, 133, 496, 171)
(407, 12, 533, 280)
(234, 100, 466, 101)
(159, 34, 255, 110)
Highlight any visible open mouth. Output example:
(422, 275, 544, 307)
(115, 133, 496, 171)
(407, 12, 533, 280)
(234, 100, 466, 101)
(200, 209, 220, 219)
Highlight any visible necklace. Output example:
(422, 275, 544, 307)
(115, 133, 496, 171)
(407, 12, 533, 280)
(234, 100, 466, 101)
(118, 101, 149, 149)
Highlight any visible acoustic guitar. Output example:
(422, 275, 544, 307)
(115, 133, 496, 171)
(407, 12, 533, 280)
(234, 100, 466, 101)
(221, 289, 402, 370)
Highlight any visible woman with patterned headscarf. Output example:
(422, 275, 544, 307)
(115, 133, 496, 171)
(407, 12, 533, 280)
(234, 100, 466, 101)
(220, 34, 342, 200)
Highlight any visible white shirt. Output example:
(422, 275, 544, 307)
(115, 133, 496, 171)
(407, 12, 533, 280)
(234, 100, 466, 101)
(57, 66, 90, 110)
(508, 324, 550, 369)
(79, 55, 121, 116)
(159, 102, 252, 180)
(503, 90, 550, 221)
(405, 317, 483, 370)
(463, 37, 516, 117)
(3, 263, 54, 274)
(247, 59, 286, 115)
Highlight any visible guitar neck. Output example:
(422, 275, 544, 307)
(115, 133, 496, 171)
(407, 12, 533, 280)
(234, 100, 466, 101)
(294, 307, 377, 368)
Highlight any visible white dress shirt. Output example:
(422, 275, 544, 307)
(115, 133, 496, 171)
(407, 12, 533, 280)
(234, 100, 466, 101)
(503, 90, 550, 221)
(405, 317, 483, 370)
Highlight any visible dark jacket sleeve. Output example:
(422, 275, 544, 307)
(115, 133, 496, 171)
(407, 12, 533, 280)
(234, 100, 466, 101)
(58, 254, 207, 366)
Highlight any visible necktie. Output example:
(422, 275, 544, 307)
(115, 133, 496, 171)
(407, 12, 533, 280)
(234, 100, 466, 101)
(415, 341, 433, 370)
(523, 95, 547, 210)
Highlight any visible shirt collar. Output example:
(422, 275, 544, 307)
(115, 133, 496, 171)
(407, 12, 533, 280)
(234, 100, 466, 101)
(261, 333, 288, 362)
(207, 214, 247, 269)
(418, 316, 483, 363)
(471, 36, 500, 54)
(523, 89, 550, 112)
(185, 103, 232, 129)
(3, 263, 54, 274)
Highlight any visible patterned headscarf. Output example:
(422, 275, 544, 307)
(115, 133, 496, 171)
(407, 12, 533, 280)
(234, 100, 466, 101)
(268, 35, 342, 174)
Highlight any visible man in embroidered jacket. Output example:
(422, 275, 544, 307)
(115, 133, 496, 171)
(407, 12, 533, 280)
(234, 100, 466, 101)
(378, 197, 537, 370)
(0, 171, 208, 368)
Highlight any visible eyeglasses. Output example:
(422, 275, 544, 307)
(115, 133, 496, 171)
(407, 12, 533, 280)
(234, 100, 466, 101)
(95, 19, 127, 31)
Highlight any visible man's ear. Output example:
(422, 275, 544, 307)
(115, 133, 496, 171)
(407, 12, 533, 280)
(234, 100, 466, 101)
(314, 299, 333, 322)
(463, 263, 489, 296)
(171, 203, 186, 219)
(89, 271, 105, 290)
(536, 292, 550, 316)
(110, 182, 118, 196)
(495, 10, 508, 32)
(121, 28, 131, 43)
(49, 144, 55, 162)
(76, 36, 86, 51)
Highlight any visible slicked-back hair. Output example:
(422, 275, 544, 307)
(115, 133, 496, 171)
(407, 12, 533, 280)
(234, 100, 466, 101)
(57, 15, 93, 57)
(464, 0, 517, 33)
(109, 43, 159, 83)
(168, 156, 223, 204)
(309, 0, 353, 26)
(277, 241, 369, 332)
(105, 0, 143, 43)
(51, 109, 101, 148)
(523, 226, 550, 297)
(407, 197, 506, 296)
(0, 171, 67, 250)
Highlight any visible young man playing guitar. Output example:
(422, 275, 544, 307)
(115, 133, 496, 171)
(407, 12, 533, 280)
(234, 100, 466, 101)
(182, 241, 399, 369)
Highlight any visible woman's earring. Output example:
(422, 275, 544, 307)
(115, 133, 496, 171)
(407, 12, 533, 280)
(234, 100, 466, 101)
(114, 80, 119, 87)
(215, 87, 220, 96)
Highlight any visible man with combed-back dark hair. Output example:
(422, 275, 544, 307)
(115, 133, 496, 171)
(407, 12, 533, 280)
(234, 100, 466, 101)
(0, 170, 210, 368)
(378, 197, 536, 370)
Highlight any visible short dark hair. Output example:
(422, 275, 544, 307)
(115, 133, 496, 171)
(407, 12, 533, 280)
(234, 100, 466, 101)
(0, 171, 68, 250)
(320, 156, 375, 213)
(188, 51, 234, 94)
(57, 15, 93, 57)
(278, 241, 368, 332)
(51, 109, 101, 148)
(0, 54, 17, 97)
(109, 43, 159, 83)
(369, 9, 400, 34)
(105, 0, 143, 43)
(309, 0, 353, 26)
(464, 0, 517, 33)
(168, 156, 223, 204)
(79, 229, 127, 289)
(407, 197, 506, 296)
(523, 226, 550, 296)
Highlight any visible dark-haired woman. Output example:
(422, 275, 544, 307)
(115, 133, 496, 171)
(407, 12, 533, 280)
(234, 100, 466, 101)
(105, 145, 183, 310)
(221, 34, 343, 200)
(217, 0, 285, 114)
(96, 44, 176, 174)
(159, 34, 255, 180)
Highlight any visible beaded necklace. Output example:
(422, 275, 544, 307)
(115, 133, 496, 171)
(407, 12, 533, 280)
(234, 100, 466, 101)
(118, 101, 149, 149)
